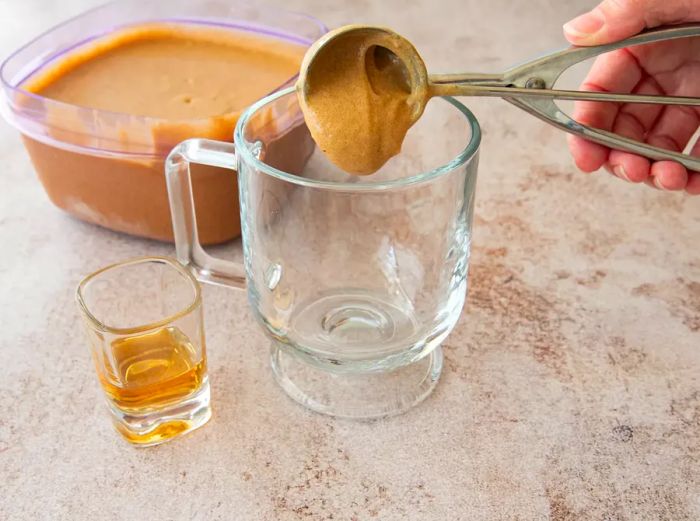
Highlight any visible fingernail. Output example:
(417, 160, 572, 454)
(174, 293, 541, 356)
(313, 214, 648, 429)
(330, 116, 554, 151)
(563, 11, 605, 40)
(612, 164, 631, 182)
(653, 175, 669, 191)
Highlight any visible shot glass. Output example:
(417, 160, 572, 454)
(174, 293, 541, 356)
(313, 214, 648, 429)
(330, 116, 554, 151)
(76, 257, 211, 446)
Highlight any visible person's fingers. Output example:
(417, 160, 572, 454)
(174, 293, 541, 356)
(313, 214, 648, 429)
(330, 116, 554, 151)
(686, 172, 700, 194)
(580, 48, 644, 103)
(605, 76, 665, 183)
(567, 134, 609, 172)
(563, 0, 700, 46)
(572, 49, 643, 132)
(643, 107, 698, 191)
(568, 50, 642, 172)
(686, 139, 700, 195)
(561, 0, 700, 189)
(608, 152, 651, 183)
(686, 175, 700, 194)
(567, 81, 612, 172)
(612, 77, 665, 140)
(626, 38, 700, 78)
(646, 106, 700, 154)
(564, 0, 644, 45)
(649, 161, 688, 191)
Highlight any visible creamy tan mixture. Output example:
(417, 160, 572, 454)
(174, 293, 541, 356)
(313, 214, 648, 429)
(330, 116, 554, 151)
(28, 25, 304, 119)
(21, 24, 307, 244)
(297, 29, 424, 175)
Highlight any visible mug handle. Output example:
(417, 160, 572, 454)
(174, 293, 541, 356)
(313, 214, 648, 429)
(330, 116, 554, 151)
(165, 138, 246, 289)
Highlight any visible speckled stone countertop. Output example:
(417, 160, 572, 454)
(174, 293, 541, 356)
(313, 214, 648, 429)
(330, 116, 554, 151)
(1, 0, 698, 519)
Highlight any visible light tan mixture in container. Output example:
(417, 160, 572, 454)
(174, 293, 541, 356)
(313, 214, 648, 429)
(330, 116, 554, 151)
(22, 25, 308, 244)
(29, 25, 303, 121)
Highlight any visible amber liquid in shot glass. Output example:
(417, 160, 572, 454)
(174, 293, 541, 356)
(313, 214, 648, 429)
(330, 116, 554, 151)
(77, 257, 211, 446)
(98, 326, 207, 443)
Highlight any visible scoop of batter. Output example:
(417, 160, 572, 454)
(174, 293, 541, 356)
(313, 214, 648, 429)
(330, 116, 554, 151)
(297, 27, 427, 175)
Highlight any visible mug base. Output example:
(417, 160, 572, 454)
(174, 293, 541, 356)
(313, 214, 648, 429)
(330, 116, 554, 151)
(270, 344, 443, 419)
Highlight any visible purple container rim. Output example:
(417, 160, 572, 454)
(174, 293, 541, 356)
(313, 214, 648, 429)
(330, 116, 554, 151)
(0, 1, 327, 157)
(11, 18, 321, 88)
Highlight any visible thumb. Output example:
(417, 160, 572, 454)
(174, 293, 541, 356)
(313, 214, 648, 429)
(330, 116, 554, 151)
(563, 0, 700, 46)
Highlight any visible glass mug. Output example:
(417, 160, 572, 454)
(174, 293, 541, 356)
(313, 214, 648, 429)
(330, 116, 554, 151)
(166, 86, 480, 418)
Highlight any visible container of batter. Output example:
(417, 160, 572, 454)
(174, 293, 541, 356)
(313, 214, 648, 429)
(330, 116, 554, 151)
(0, 0, 326, 244)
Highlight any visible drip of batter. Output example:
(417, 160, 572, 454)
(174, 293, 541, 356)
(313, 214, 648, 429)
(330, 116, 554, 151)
(297, 27, 428, 175)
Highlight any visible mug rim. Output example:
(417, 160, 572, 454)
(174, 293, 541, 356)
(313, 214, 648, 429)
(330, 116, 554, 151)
(234, 86, 481, 191)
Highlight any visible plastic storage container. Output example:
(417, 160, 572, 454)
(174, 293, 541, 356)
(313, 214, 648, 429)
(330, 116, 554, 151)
(0, 0, 326, 244)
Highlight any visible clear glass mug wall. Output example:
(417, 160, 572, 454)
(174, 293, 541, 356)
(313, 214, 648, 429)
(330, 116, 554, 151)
(166, 87, 480, 418)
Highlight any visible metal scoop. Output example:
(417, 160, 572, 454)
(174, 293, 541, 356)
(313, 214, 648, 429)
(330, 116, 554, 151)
(298, 23, 700, 171)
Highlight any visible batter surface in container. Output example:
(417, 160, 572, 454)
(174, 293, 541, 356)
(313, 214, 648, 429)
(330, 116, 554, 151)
(27, 25, 305, 119)
(19, 24, 309, 245)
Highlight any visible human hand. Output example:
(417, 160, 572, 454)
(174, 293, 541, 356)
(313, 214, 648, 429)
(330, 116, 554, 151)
(563, 0, 700, 194)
